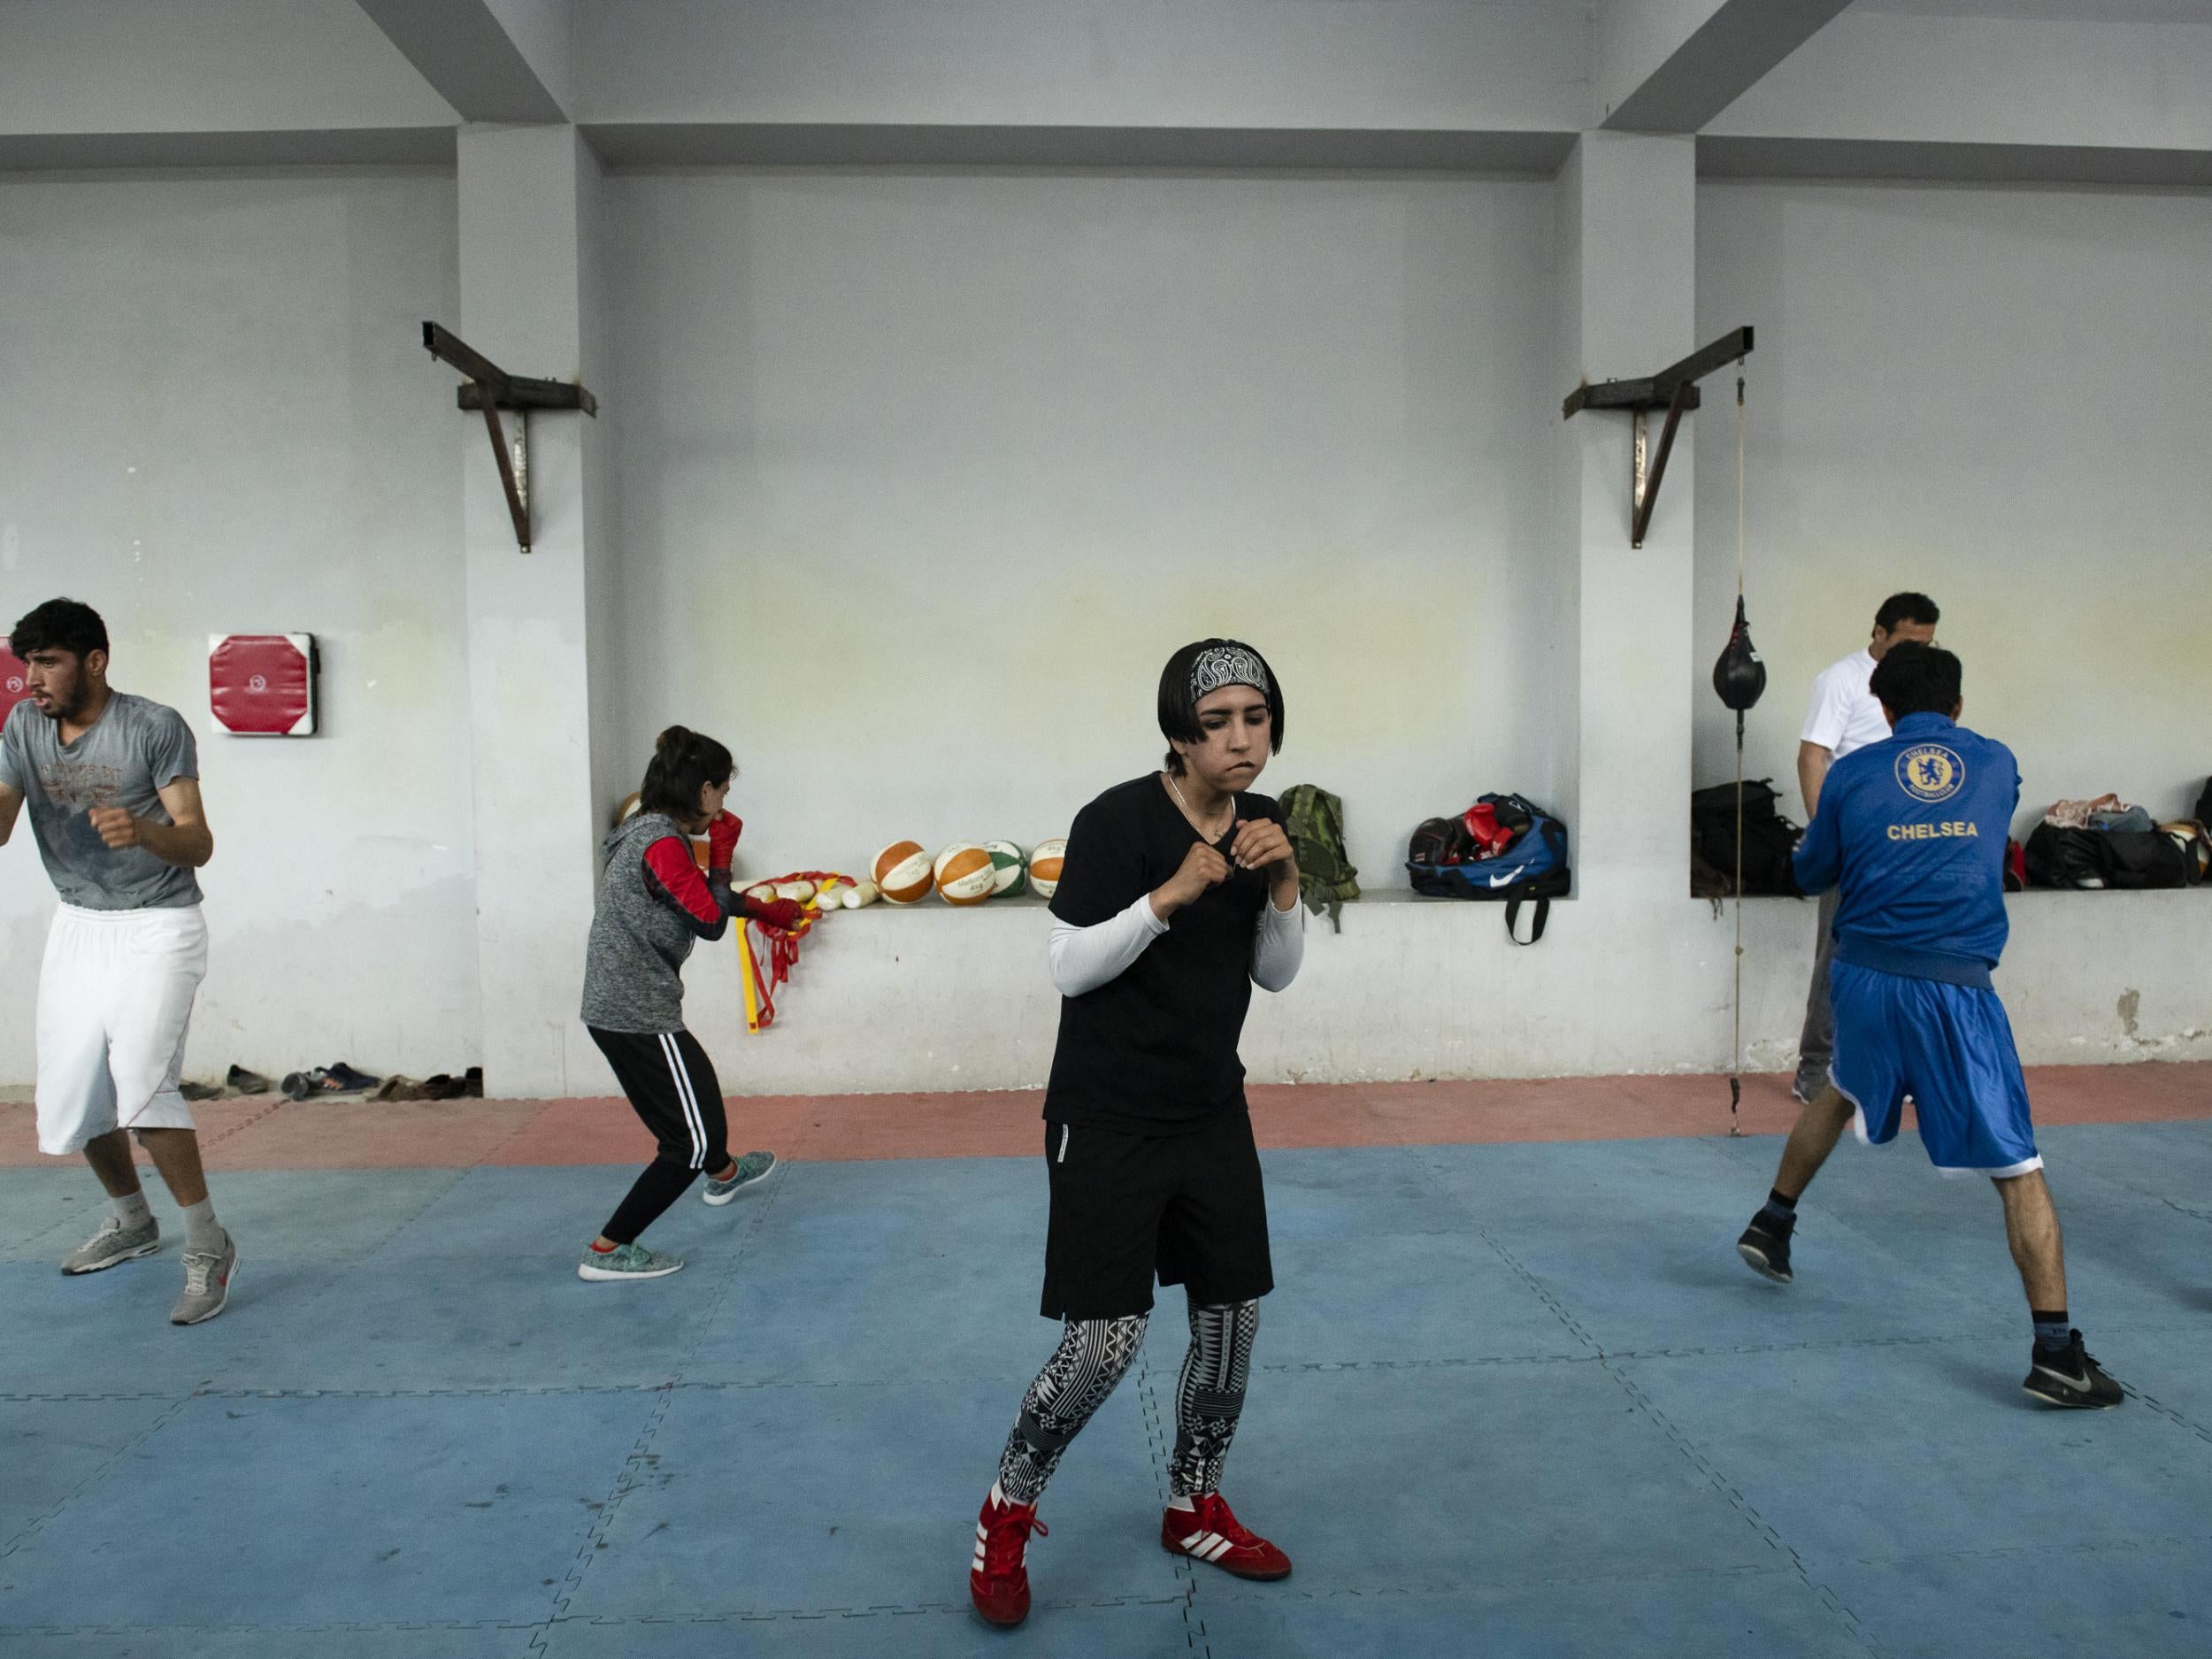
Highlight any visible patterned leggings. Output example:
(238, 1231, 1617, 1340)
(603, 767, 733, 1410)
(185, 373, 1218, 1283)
(996, 1301, 1260, 1504)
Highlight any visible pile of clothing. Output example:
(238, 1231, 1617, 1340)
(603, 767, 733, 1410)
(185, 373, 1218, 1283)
(2022, 787, 2210, 890)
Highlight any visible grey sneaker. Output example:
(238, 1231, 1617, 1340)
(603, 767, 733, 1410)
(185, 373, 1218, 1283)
(171, 1232, 238, 1325)
(703, 1150, 777, 1207)
(61, 1215, 163, 1275)
(577, 1241, 685, 1282)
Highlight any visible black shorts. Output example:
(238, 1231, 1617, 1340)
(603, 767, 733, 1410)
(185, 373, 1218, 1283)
(588, 1026, 729, 1171)
(1040, 1110, 1273, 1320)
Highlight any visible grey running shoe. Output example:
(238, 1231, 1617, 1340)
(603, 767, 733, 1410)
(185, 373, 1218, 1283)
(577, 1241, 685, 1282)
(61, 1215, 162, 1276)
(171, 1232, 238, 1325)
(703, 1150, 777, 1207)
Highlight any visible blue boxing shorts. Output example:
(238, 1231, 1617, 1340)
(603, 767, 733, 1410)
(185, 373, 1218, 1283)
(1827, 960, 2042, 1179)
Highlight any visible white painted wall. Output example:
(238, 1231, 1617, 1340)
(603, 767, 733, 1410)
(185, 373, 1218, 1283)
(1692, 179, 2212, 832)
(0, 172, 479, 1085)
(0, 0, 456, 136)
(604, 169, 1564, 895)
(1706, 11, 2212, 151)
(672, 886, 2208, 1095)
(575, 0, 1591, 132)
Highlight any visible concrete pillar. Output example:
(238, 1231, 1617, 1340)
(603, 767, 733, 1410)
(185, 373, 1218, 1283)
(457, 126, 615, 1096)
(1555, 133, 1700, 905)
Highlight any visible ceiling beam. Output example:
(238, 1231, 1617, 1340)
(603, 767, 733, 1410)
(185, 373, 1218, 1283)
(1598, 0, 1855, 134)
(355, 0, 572, 124)
(580, 122, 1576, 173)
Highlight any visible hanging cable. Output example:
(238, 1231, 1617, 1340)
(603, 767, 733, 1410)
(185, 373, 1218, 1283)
(1732, 373, 1747, 1134)
(1710, 363, 1765, 1134)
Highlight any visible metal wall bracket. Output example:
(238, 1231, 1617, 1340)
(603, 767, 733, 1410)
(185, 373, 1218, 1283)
(1563, 326, 1752, 549)
(421, 322, 597, 553)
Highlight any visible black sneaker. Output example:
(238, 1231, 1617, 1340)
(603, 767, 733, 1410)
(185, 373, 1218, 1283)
(1736, 1214, 1794, 1283)
(2024, 1332, 2124, 1409)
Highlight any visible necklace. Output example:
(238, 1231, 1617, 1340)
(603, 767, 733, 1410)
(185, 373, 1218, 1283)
(1167, 772, 1234, 841)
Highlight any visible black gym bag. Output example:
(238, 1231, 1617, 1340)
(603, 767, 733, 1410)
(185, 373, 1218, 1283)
(1690, 779, 1802, 897)
(2024, 823, 2194, 890)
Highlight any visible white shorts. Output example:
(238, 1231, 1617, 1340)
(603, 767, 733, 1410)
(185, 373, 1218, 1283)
(35, 902, 209, 1156)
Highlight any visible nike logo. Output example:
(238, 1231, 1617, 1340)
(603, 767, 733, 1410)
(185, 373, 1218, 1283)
(1486, 871, 1521, 887)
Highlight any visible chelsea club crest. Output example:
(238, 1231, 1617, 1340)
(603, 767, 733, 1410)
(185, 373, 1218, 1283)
(1897, 744, 1965, 803)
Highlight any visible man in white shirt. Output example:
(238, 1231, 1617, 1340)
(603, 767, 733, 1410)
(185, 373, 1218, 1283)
(1792, 592, 1940, 1102)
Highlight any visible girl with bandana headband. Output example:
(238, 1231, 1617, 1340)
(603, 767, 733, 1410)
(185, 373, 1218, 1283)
(968, 639, 1305, 1629)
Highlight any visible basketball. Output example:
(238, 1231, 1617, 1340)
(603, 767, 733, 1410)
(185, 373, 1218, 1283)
(934, 842, 998, 906)
(1028, 837, 1067, 900)
(985, 840, 1028, 899)
(873, 841, 933, 904)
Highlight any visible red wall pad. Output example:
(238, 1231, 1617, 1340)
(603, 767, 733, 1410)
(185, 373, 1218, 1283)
(209, 634, 319, 736)
(0, 640, 29, 725)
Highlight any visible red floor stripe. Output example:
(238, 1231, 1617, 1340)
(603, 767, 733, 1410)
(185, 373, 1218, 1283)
(3, 1063, 2205, 1171)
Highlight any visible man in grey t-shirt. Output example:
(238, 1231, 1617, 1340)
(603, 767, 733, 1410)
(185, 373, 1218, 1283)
(0, 599, 238, 1325)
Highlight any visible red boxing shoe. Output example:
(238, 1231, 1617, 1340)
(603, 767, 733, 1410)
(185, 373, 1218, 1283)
(970, 1486, 1047, 1628)
(1161, 1491, 1292, 1580)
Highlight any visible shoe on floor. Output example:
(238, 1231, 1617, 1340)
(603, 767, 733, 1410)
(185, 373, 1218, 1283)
(1737, 1214, 1794, 1283)
(703, 1150, 777, 1206)
(2024, 1331, 2124, 1409)
(1161, 1492, 1292, 1580)
(577, 1241, 685, 1282)
(282, 1064, 379, 1101)
(971, 1485, 1045, 1628)
(227, 1064, 273, 1095)
(171, 1231, 238, 1325)
(61, 1215, 162, 1276)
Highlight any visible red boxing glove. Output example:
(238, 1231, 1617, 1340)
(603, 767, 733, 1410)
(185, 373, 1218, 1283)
(752, 896, 805, 932)
(706, 810, 743, 871)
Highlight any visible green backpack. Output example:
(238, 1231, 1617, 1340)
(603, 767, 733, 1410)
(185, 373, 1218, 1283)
(1279, 784, 1359, 931)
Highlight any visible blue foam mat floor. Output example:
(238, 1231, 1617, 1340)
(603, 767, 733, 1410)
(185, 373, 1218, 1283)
(5, 1123, 2212, 1657)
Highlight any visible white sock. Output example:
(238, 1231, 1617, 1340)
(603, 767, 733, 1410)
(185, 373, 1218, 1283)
(111, 1189, 154, 1230)
(180, 1197, 224, 1254)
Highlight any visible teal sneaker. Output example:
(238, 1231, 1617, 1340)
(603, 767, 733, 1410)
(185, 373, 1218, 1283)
(577, 1241, 685, 1282)
(703, 1150, 777, 1207)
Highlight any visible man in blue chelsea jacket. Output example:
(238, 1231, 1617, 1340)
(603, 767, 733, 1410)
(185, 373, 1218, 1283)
(1735, 644, 2122, 1409)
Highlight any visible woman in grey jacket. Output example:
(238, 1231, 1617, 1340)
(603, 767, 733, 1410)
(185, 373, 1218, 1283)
(575, 726, 802, 1282)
